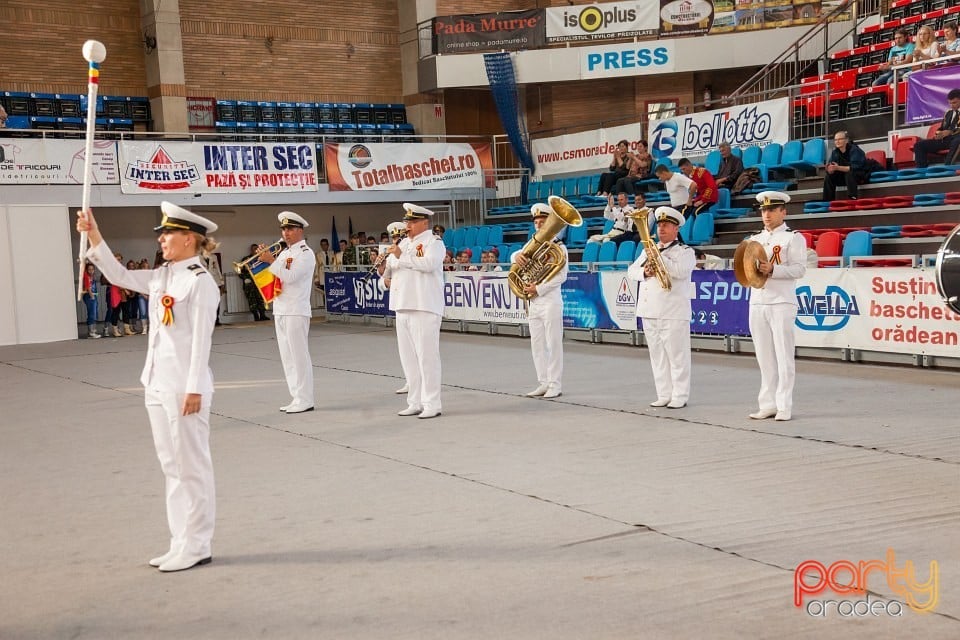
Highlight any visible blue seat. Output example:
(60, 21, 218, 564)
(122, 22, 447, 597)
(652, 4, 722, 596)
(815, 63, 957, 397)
(497, 243, 511, 260)
(586, 174, 601, 195)
(566, 223, 588, 249)
(476, 226, 491, 246)
(563, 177, 579, 197)
(731, 147, 742, 158)
(741, 145, 762, 168)
(576, 175, 592, 196)
(551, 178, 566, 196)
(924, 166, 958, 179)
(716, 187, 730, 210)
(486, 226, 503, 244)
(463, 227, 479, 246)
(449, 228, 465, 248)
(869, 170, 900, 183)
(602, 219, 615, 233)
(470, 245, 483, 264)
(842, 230, 873, 265)
(769, 140, 803, 178)
(896, 168, 927, 181)
(583, 216, 606, 230)
(870, 225, 901, 238)
(597, 241, 618, 269)
(804, 201, 831, 214)
(704, 150, 722, 176)
(711, 188, 752, 219)
(679, 219, 693, 244)
(615, 240, 636, 263)
(634, 242, 645, 262)
(526, 182, 539, 201)
(687, 213, 715, 246)
(913, 193, 946, 206)
(581, 241, 601, 265)
(789, 138, 827, 175)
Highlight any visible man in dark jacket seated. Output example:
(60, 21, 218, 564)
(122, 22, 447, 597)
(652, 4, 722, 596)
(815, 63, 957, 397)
(915, 88, 960, 168)
(822, 131, 867, 201)
(714, 141, 744, 190)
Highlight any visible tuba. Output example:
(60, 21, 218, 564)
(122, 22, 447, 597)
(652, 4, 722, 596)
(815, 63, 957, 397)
(508, 195, 583, 301)
(626, 208, 671, 291)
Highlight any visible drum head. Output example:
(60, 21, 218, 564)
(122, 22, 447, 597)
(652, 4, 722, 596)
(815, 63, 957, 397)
(935, 224, 960, 314)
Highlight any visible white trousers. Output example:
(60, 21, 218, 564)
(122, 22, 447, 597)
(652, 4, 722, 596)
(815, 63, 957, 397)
(396, 310, 442, 411)
(749, 303, 797, 413)
(643, 317, 691, 404)
(144, 388, 215, 557)
(529, 300, 563, 391)
(275, 315, 314, 408)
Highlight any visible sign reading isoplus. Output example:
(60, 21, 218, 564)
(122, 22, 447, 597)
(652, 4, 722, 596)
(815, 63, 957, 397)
(545, 1, 658, 42)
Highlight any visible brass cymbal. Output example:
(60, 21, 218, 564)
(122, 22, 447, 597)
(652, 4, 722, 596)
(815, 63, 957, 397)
(733, 240, 769, 289)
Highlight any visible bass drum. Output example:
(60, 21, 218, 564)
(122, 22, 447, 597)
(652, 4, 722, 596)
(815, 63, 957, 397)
(935, 224, 960, 314)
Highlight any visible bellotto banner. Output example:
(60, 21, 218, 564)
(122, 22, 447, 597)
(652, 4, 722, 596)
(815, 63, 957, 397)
(324, 142, 493, 191)
(119, 141, 319, 194)
(545, 1, 658, 43)
(432, 10, 545, 54)
(905, 65, 960, 124)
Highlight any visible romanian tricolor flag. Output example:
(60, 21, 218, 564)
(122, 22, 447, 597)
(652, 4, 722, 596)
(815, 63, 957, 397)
(244, 258, 282, 304)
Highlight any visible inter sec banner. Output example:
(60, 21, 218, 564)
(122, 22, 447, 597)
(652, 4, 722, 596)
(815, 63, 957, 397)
(324, 142, 493, 191)
(793, 267, 960, 357)
(432, 10, 545, 54)
(545, 2, 658, 43)
(324, 272, 394, 316)
(647, 97, 790, 162)
(905, 65, 960, 124)
(119, 141, 319, 194)
(532, 123, 644, 177)
(0, 139, 118, 185)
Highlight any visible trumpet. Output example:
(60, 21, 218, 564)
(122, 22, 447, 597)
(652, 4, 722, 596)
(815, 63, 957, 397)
(233, 240, 286, 275)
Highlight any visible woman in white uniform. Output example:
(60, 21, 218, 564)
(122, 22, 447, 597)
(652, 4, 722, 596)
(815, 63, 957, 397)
(77, 201, 220, 573)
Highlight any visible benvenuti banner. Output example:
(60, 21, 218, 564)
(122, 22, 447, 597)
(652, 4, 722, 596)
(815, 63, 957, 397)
(647, 97, 791, 162)
(0, 139, 118, 185)
(324, 142, 493, 191)
(119, 141, 319, 194)
(531, 123, 645, 177)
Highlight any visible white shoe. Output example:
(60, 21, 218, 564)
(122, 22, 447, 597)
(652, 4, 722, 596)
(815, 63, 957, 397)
(279, 404, 292, 412)
(88, 331, 102, 339)
(149, 549, 176, 568)
(398, 406, 422, 416)
(418, 408, 442, 419)
(285, 405, 314, 414)
(395, 384, 409, 394)
(141, 325, 149, 335)
(666, 400, 686, 409)
(749, 409, 777, 420)
(775, 411, 792, 421)
(542, 388, 562, 399)
(649, 399, 670, 407)
(525, 385, 549, 397)
(158, 552, 212, 572)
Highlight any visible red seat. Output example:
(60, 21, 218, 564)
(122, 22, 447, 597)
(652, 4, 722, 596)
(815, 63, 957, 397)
(944, 191, 960, 205)
(866, 149, 888, 169)
(901, 224, 944, 237)
(853, 198, 886, 210)
(800, 232, 814, 249)
(893, 123, 942, 168)
(816, 231, 842, 267)
(856, 258, 914, 267)
(829, 199, 858, 212)
(881, 194, 914, 208)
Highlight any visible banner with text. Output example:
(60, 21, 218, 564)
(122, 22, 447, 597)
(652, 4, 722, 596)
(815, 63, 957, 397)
(324, 272, 394, 317)
(546, 2, 658, 43)
(905, 65, 960, 124)
(0, 139, 118, 185)
(324, 142, 493, 191)
(579, 40, 675, 80)
(432, 10, 545, 54)
(659, 0, 714, 38)
(793, 267, 960, 357)
(443, 271, 529, 324)
(531, 123, 645, 176)
(647, 97, 790, 162)
(119, 141, 319, 194)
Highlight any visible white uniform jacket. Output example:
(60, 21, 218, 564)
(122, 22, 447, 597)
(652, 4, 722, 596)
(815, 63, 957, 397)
(746, 224, 807, 306)
(511, 242, 568, 307)
(603, 203, 636, 233)
(269, 240, 316, 316)
(386, 229, 445, 316)
(88, 241, 219, 394)
(627, 241, 696, 320)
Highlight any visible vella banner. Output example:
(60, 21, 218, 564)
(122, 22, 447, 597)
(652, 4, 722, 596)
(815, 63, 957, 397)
(905, 65, 960, 124)
(432, 10, 545, 54)
(119, 141, 319, 194)
(324, 142, 493, 191)
(647, 97, 790, 161)
(545, 1, 658, 43)
(531, 122, 645, 177)
(0, 139, 118, 185)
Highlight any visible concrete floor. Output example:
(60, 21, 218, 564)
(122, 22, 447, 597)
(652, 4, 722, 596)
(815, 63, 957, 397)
(1, 320, 958, 639)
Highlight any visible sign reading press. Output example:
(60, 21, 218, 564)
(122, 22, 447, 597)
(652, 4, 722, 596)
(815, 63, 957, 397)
(647, 97, 791, 161)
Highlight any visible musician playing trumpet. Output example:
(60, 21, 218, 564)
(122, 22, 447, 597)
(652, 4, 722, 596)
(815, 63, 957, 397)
(377, 221, 411, 395)
(627, 206, 696, 409)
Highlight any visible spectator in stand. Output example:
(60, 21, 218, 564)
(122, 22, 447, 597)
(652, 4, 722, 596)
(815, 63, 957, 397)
(443, 250, 455, 271)
(0, 104, 7, 128)
(81, 263, 102, 338)
(380, 232, 390, 243)
(342, 234, 362, 266)
(654, 164, 697, 219)
(915, 88, 960, 167)
(823, 130, 867, 201)
(906, 25, 940, 77)
(872, 29, 915, 86)
(714, 141, 744, 190)
(456, 249, 478, 270)
(695, 250, 724, 270)
(480, 249, 503, 271)
(597, 140, 631, 196)
(678, 157, 719, 217)
(940, 22, 960, 60)
(590, 192, 636, 244)
(613, 140, 654, 195)
(433, 224, 446, 240)
(634, 140, 653, 179)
